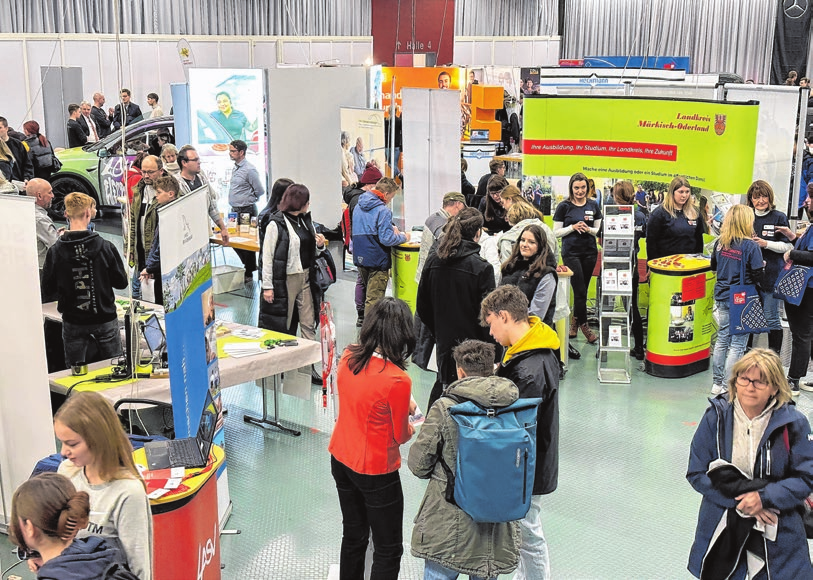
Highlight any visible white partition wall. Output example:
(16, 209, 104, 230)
(0, 196, 56, 527)
(725, 85, 802, 214)
(401, 88, 461, 229)
(267, 67, 368, 227)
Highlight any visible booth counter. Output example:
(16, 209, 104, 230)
(392, 242, 421, 314)
(134, 444, 224, 580)
(645, 254, 715, 378)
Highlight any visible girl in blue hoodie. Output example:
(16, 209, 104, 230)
(10, 473, 124, 580)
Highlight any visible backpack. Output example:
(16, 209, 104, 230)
(104, 563, 140, 579)
(438, 394, 542, 523)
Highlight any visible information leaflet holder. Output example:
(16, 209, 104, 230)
(645, 254, 715, 378)
(598, 205, 635, 383)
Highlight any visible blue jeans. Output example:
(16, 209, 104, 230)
(761, 292, 782, 330)
(423, 560, 492, 580)
(330, 456, 403, 580)
(515, 495, 550, 580)
(712, 301, 749, 387)
(62, 319, 122, 368)
(131, 267, 142, 299)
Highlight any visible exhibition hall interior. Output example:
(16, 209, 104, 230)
(4, 0, 813, 579)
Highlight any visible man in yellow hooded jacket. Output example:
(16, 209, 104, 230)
(480, 285, 560, 580)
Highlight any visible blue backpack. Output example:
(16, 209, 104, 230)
(438, 395, 542, 523)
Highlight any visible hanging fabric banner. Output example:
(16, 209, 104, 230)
(770, 0, 813, 84)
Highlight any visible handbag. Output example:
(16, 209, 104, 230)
(729, 244, 769, 335)
(312, 252, 335, 292)
(775, 227, 813, 306)
(781, 427, 813, 539)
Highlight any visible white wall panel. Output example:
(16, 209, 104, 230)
(1, 40, 29, 128)
(62, 40, 101, 102)
(99, 40, 132, 106)
(282, 41, 311, 65)
(158, 40, 187, 107)
(350, 41, 373, 65)
(130, 41, 161, 113)
(220, 41, 251, 68)
(253, 42, 278, 69)
(188, 41, 220, 68)
(25, 40, 60, 127)
(310, 42, 333, 64)
(330, 41, 352, 65)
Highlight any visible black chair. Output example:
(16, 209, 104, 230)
(114, 398, 175, 439)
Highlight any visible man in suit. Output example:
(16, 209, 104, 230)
(78, 101, 100, 143)
(0, 115, 34, 181)
(91, 93, 112, 138)
(109, 88, 142, 131)
(66, 103, 87, 149)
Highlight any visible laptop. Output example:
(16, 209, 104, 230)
(470, 129, 491, 143)
(143, 389, 217, 470)
(141, 314, 166, 356)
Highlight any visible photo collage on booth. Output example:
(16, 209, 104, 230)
(188, 68, 268, 216)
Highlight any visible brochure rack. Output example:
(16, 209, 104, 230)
(598, 206, 636, 383)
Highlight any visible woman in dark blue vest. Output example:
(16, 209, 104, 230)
(745, 180, 795, 355)
(500, 223, 558, 327)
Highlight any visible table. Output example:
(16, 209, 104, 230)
(45, 307, 321, 435)
(210, 231, 259, 253)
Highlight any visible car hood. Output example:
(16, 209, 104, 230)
(55, 145, 97, 163)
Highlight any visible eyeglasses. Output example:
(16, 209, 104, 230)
(228, 148, 238, 153)
(186, 157, 200, 162)
(735, 375, 769, 390)
(142, 169, 160, 175)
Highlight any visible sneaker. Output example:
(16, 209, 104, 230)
(801, 380, 813, 392)
(789, 378, 801, 397)
(356, 313, 364, 328)
(710, 384, 727, 396)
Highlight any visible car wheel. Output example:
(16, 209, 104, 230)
(49, 175, 95, 219)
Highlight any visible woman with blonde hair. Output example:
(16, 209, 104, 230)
(554, 172, 602, 343)
(11, 473, 125, 578)
(646, 176, 704, 261)
(160, 143, 180, 176)
(745, 180, 795, 355)
(54, 392, 153, 579)
(688, 348, 813, 579)
(709, 205, 765, 396)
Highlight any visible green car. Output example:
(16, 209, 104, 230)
(50, 112, 235, 215)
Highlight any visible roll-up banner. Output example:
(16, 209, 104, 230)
(0, 196, 55, 527)
(522, 96, 759, 196)
(159, 187, 230, 523)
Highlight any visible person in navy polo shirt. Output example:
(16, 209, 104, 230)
(646, 175, 705, 262)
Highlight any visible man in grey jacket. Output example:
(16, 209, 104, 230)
(175, 145, 229, 243)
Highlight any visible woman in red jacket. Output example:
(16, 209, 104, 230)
(328, 297, 417, 580)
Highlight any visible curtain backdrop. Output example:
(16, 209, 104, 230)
(454, 0, 559, 36)
(563, 0, 776, 83)
(0, 0, 371, 35)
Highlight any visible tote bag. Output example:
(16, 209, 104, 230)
(774, 227, 813, 306)
(729, 245, 769, 335)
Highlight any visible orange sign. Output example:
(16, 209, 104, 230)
(381, 67, 465, 116)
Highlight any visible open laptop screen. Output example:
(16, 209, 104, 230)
(142, 314, 165, 355)
(196, 389, 217, 461)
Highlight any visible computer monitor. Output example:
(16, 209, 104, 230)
(141, 314, 166, 355)
(470, 129, 490, 142)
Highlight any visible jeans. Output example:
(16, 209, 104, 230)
(761, 292, 782, 330)
(62, 319, 122, 368)
(131, 267, 142, 299)
(515, 495, 550, 580)
(358, 267, 390, 316)
(786, 290, 813, 380)
(562, 252, 597, 325)
(355, 273, 366, 314)
(331, 456, 404, 580)
(423, 560, 492, 580)
(712, 301, 749, 387)
(231, 204, 258, 275)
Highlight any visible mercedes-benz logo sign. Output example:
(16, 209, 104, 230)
(785, 0, 809, 19)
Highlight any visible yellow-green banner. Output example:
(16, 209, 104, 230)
(522, 96, 759, 194)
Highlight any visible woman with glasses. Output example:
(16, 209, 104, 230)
(687, 348, 813, 580)
(709, 205, 765, 396)
(479, 175, 510, 233)
(745, 180, 795, 356)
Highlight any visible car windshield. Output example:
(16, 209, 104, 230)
(86, 116, 175, 153)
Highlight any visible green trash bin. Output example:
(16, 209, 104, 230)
(391, 243, 420, 314)
(645, 254, 716, 378)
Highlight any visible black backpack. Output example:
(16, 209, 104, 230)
(105, 563, 140, 580)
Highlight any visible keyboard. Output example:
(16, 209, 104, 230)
(168, 438, 202, 467)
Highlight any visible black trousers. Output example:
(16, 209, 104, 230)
(786, 290, 813, 380)
(563, 252, 598, 325)
(330, 456, 403, 580)
(231, 204, 258, 275)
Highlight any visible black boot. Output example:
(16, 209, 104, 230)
(311, 365, 323, 385)
(568, 343, 581, 360)
(768, 329, 784, 356)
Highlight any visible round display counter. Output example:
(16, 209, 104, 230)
(645, 254, 716, 378)
(392, 242, 420, 314)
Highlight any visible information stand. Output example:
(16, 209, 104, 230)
(134, 444, 225, 580)
(597, 206, 635, 383)
(645, 254, 715, 378)
(392, 242, 420, 313)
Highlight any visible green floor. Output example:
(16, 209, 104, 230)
(4, 231, 813, 579)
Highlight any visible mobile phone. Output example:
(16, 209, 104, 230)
(15, 546, 41, 560)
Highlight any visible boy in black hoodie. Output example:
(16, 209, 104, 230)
(42, 192, 128, 367)
(480, 285, 560, 580)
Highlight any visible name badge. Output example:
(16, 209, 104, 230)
(688, 220, 696, 226)
(584, 210, 594, 222)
